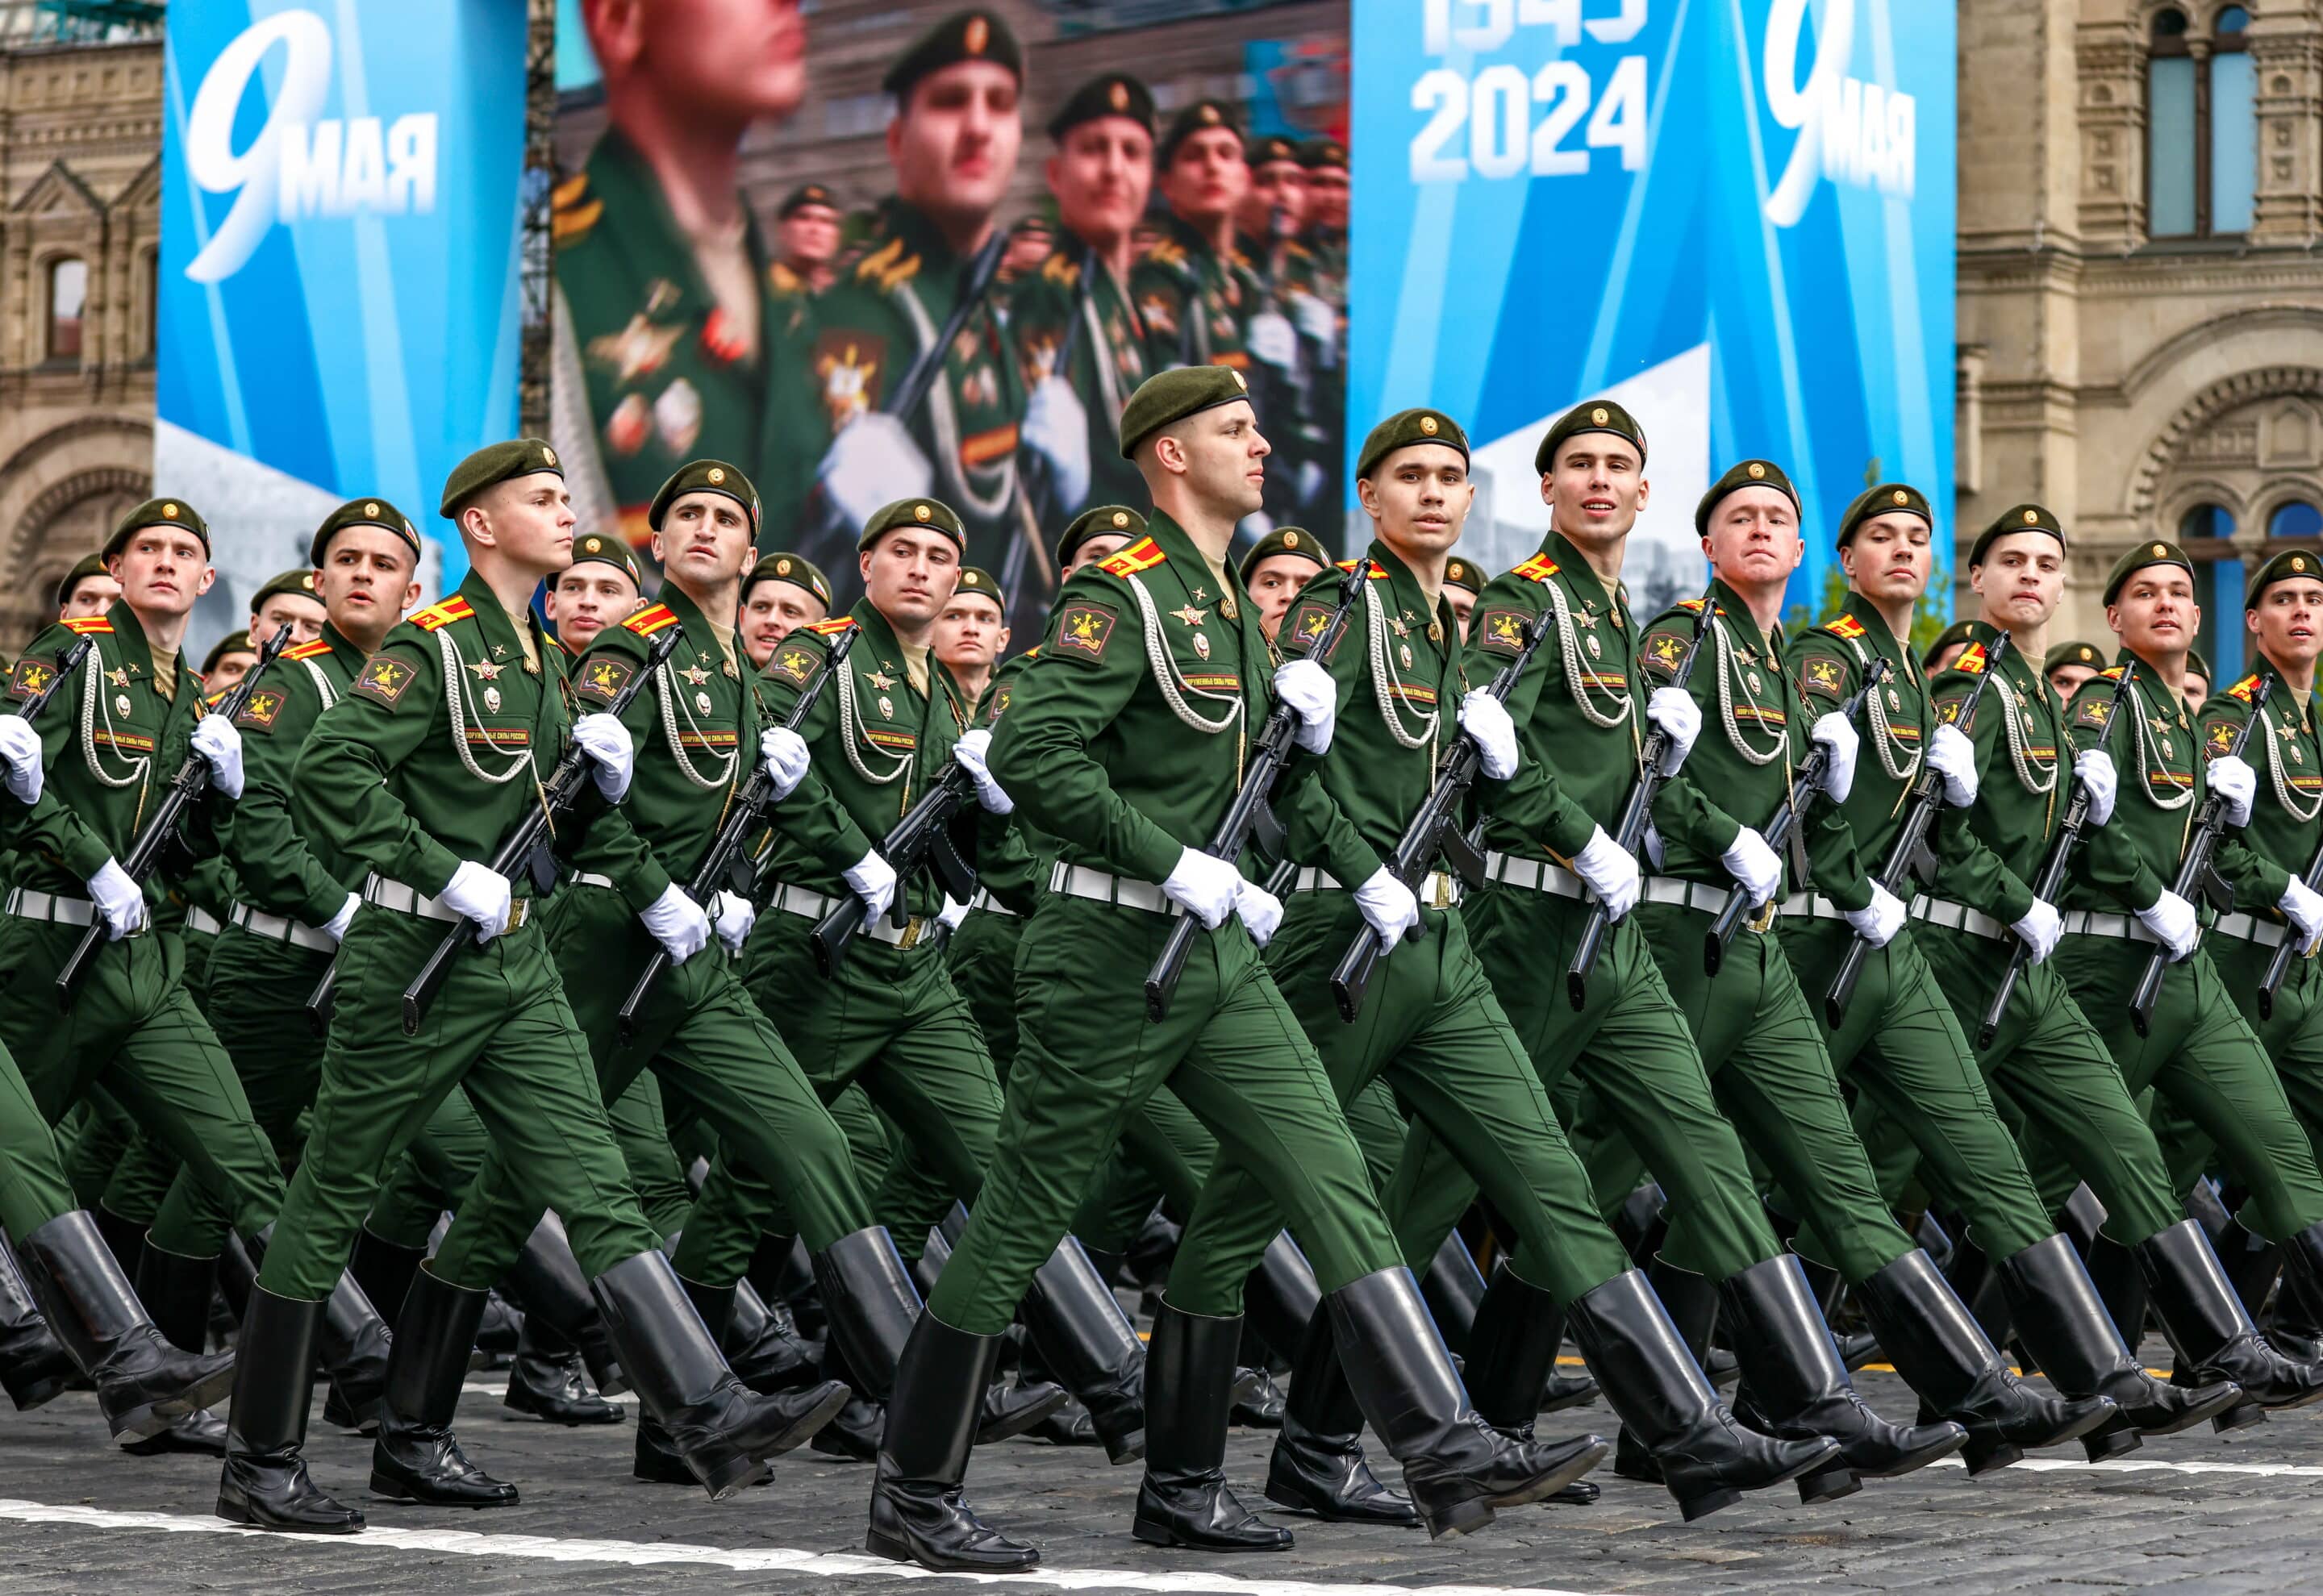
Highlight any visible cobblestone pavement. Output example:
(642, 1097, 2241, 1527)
(5, 1352, 2323, 1594)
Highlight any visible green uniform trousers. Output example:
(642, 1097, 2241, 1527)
(1171, 894, 1629, 1311)
(2048, 935, 2323, 1243)
(695, 1082, 897, 1270)
(257, 907, 660, 1301)
(0, 1040, 81, 1238)
(2178, 940, 2323, 1202)
(1388, 887, 1781, 1284)
(431, 889, 874, 1292)
(928, 896, 1400, 1336)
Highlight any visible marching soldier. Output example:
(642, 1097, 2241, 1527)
(1442, 556, 1481, 640)
(774, 184, 843, 299)
(1132, 102, 1257, 377)
(218, 440, 845, 1533)
(248, 567, 326, 648)
(933, 566, 1009, 715)
(1241, 526, 1330, 644)
(1296, 138, 1349, 304)
(546, 534, 644, 653)
(2184, 647, 2214, 711)
(740, 551, 832, 671)
(2045, 639, 2107, 702)
(870, 367, 1603, 1573)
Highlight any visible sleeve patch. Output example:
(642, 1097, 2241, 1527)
(1474, 607, 1529, 657)
(6, 656, 59, 702)
(1937, 696, 1964, 725)
(352, 654, 417, 706)
(235, 687, 286, 730)
(1641, 629, 1688, 677)
(2207, 720, 2236, 754)
(1799, 654, 1848, 700)
(577, 656, 636, 703)
(2071, 692, 2116, 729)
(1054, 603, 1117, 658)
(769, 640, 825, 687)
(1282, 601, 1341, 659)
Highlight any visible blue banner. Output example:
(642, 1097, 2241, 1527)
(1349, 0, 1954, 620)
(158, 0, 528, 644)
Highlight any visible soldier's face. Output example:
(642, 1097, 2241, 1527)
(60, 573, 120, 620)
(548, 567, 641, 652)
(1062, 533, 1133, 579)
(590, 0, 806, 123)
(1157, 402, 1268, 521)
(653, 491, 756, 588)
(1245, 556, 1322, 642)
(890, 62, 1020, 223)
(108, 527, 215, 620)
(1969, 533, 2064, 629)
(1701, 487, 1803, 593)
(2047, 662, 2100, 700)
(1841, 513, 1933, 608)
(779, 204, 840, 265)
(741, 581, 824, 667)
(935, 594, 1007, 673)
(1237, 160, 1306, 236)
(206, 652, 256, 692)
(1161, 129, 1248, 223)
(1361, 444, 1472, 566)
(1307, 165, 1349, 231)
(2251, 577, 2323, 671)
(1449, 586, 1477, 640)
(2106, 569, 2197, 663)
(1542, 441, 1647, 543)
(1049, 119, 1153, 244)
(2183, 673, 2208, 710)
(316, 527, 423, 639)
(470, 473, 576, 578)
(250, 590, 327, 650)
(861, 527, 961, 628)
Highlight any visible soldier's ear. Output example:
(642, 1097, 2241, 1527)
(582, 0, 646, 74)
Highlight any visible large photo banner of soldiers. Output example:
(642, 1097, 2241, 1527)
(548, 0, 1353, 637)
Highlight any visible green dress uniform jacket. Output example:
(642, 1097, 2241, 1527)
(1008, 248, 1152, 522)
(1129, 217, 1257, 375)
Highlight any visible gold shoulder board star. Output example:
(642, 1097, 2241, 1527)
(678, 663, 712, 687)
(866, 668, 898, 692)
(1169, 605, 1207, 627)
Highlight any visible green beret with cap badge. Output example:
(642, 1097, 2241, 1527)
(649, 459, 760, 539)
(1299, 137, 1348, 171)
(2044, 640, 2107, 674)
(1533, 400, 1647, 476)
(1239, 525, 1329, 587)
(859, 498, 966, 555)
(1049, 73, 1155, 141)
(1159, 99, 1241, 168)
(2186, 648, 2213, 684)
(308, 497, 423, 565)
(1118, 365, 1251, 459)
(882, 9, 1021, 101)
(1358, 408, 1468, 479)
(2246, 546, 2323, 608)
(2101, 538, 2195, 606)
(52, 552, 109, 612)
(1695, 459, 1799, 535)
(440, 438, 563, 520)
(744, 552, 831, 608)
(1922, 619, 1979, 672)
(778, 183, 836, 219)
(249, 568, 321, 615)
(104, 498, 211, 560)
(1056, 505, 1145, 570)
(200, 630, 253, 678)
(1443, 557, 1482, 595)
(1248, 133, 1300, 169)
(1968, 502, 2066, 569)
(567, 532, 643, 588)
(1837, 481, 1933, 547)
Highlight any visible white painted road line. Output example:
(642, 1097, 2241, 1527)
(1925, 1454, 2323, 1479)
(0, 1498, 1615, 1595)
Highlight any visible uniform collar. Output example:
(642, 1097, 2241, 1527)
(1544, 529, 1620, 613)
(318, 620, 369, 674)
(1710, 577, 1780, 658)
(453, 569, 548, 668)
(588, 128, 769, 299)
(1837, 590, 1910, 660)
(2116, 648, 2187, 719)
(1364, 540, 1454, 647)
(1163, 213, 1232, 268)
(103, 598, 158, 683)
(874, 197, 967, 276)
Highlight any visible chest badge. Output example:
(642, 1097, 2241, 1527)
(1428, 621, 1444, 644)
(1194, 633, 1212, 660)
(866, 669, 898, 692)
(1170, 605, 1206, 627)
(1888, 689, 1900, 712)
(1399, 642, 1414, 669)
(678, 663, 712, 687)
(695, 692, 714, 714)
(1586, 635, 1602, 660)
(483, 686, 503, 713)
(106, 667, 129, 689)
(114, 694, 131, 718)
(1220, 595, 1239, 621)
(1748, 671, 1764, 694)
(466, 657, 503, 681)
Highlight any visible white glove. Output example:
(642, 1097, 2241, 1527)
(2011, 898, 2062, 965)
(2279, 878, 2323, 952)
(1020, 377, 1091, 511)
(2075, 748, 2117, 827)
(573, 712, 635, 804)
(85, 857, 146, 940)
(321, 892, 361, 945)
(710, 889, 757, 953)
(190, 714, 244, 802)
(2135, 890, 2200, 963)
(1459, 690, 1519, 781)
(818, 413, 934, 535)
(1646, 688, 1701, 777)
(1235, 877, 1284, 948)
(844, 851, 898, 926)
(1288, 290, 1337, 349)
(1721, 826, 1783, 907)
(952, 728, 1013, 815)
(440, 859, 513, 943)
(760, 727, 810, 802)
(1843, 881, 1908, 948)
(1162, 848, 1242, 929)
(1273, 659, 1337, 756)
(1571, 825, 1641, 923)
(640, 882, 711, 965)
(1811, 713, 1859, 806)
(1353, 865, 1420, 952)
(1245, 310, 1297, 371)
(2209, 752, 2256, 829)
(1926, 723, 1979, 808)
(0, 718, 41, 805)
(938, 894, 972, 933)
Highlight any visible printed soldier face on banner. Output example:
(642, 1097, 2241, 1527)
(1970, 533, 2066, 631)
(890, 60, 1022, 231)
(1701, 486, 1803, 594)
(587, 0, 808, 125)
(860, 526, 961, 629)
(652, 490, 756, 588)
(778, 202, 841, 270)
(1237, 154, 1306, 238)
(741, 579, 828, 669)
(2252, 577, 2323, 673)
(1841, 511, 1933, 607)
(1160, 126, 1249, 227)
(60, 570, 122, 622)
(109, 526, 217, 622)
(250, 586, 327, 651)
(1306, 160, 1349, 231)
(1050, 118, 1153, 250)
(547, 563, 642, 653)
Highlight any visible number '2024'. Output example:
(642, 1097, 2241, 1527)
(1410, 57, 1647, 183)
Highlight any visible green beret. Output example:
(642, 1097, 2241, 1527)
(52, 552, 110, 612)
(2185, 648, 2213, 683)
(2246, 546, 2323, 607)
(2043, 640, 2107, 674)
(1056, 504, 1145, 569)
(1968, 502, 2066, 568)
(1443, 556, 1482, 594)
(1695, 459, 1799, 535)
(1357, 408, 1469, 479)
(250, 568, 321, 615)
(440, 438, 562, 519)
(2101, 537, 2195, 606)
(744, 552, 832, 609)
(649, 459, 760, 538)
(104, 498, 211, 560)
(1922, 619, 1979, 671)
(200, 630, 253, 677)
(1159, 99, 1241, 168)
(1299, 137, 1348, 171)
(1248, 134, 1300, 169)
(1049, 73, 1154, 141)
(308, 496, 423, 565)
(882, 9, 1021, 101)
(950, 567, 1006, 614)
(1239, 525, 1329, 586)
(1118, 365, 1252, 459)
(779, 183, 837, 219)
(1837, 482, 1933, 547)
(1533, 400, 1647, 476)
(859, 497, 966, 554)
(565, 532, 642, 588)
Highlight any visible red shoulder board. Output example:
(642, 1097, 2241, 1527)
(622, 603, 680, 637)
(1825, 614, 1868, 640)
(806, 617, 857, 636)
(411, 596, 473, 632)
(2226, 673, 2263, 704)
(1098, 537, 1166, 577)
(1334, 558, 1388, 579)
(1675, 598, 1726, 616)
(1512, 553, 1560, 583)
(1954, 643, 1988, 675)
(284, 639, 333, 661)
(203, 687, 230, 709)
(2099, 665, 2127, 680)
(61, 615, 111, 635)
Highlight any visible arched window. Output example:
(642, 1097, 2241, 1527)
(45, 256, 85, 362)
(2148, 6, 2256, 239)
(2180, 502, 2235, 541)
(2270, 502, 2323, 540)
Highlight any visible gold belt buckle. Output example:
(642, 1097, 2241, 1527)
(1428, 872, 1453, 911)
(897, 917, 926, 950)
(1746, 896, 1778, 935)
(506, 898, 530, 932)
